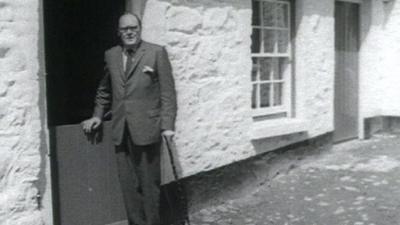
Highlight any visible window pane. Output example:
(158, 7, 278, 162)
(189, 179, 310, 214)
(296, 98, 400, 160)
(263, 29, 276, 53)
(260, 83, 271, 107)
(276, 3, 289, 28)
(251, 28, 261, 53)
(251, 58, 259, 81)
(274, 58, 290, 80)
(277, 30, 289, 53)
(273, 82, 283, 106)
(262, 1, 275, 27)
(250, 1, 292, 114)
(252, 0, 260, 26)
(260, 58, 272, 80)
(252, 84, 258, 109)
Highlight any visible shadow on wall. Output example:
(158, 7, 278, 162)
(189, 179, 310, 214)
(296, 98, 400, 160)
(294, 0, 334, 39)
(364, 116, 400, 138)
(382, 0, 396, 27)
(360, 0, 372, 45)
(351, 0, 395, 44)
(251, 132, 309, 155)
(293, 0, 397, 49)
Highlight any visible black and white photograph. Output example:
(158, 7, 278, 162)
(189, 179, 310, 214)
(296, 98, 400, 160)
(2, 0, 400, 224)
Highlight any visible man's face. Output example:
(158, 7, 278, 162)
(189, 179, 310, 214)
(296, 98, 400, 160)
(118, 14, 141, 47)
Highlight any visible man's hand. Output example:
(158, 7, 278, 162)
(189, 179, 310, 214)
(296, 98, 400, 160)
(82, 117, 102, 134)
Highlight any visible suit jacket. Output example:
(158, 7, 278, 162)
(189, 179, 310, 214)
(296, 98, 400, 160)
(93, 41, 177, 146)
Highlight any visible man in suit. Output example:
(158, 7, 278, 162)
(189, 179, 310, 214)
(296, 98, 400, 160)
(82, 12, 177, 225)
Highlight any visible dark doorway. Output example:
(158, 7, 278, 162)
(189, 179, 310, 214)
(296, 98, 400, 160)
(44, 0, 125, 126)
(334, 1, 360, 142)
(44, 1, 128, 225)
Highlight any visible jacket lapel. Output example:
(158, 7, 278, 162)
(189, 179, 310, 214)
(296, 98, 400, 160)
(126, 43, 146, 80)
(111, 46, 125, 83)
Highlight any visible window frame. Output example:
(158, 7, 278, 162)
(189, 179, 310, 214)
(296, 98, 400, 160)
(251, 0, 294, 118)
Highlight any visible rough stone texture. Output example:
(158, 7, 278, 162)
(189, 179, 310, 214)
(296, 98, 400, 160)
(144, 0, 255, 177)
(2, 0, 400, 224)
(295, 0, 335, 137)
(359, 0, 385, 119)
(0, 0, 45, 224)
(360, 0, 400, 119)
(373, 1, 400, 116)
(143, 0, 335, 178)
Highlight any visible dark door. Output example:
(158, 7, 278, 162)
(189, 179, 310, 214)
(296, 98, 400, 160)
(52, 123, 127, 225)
(334, 1, 360, 142)
(44, 1, 128, 224)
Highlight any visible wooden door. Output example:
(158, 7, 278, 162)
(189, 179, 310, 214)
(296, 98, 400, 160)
(334, 1, 360, 142)
(53, 123, 128, 225)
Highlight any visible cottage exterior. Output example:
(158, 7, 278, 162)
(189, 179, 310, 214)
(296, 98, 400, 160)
(1, 0, 400, 224)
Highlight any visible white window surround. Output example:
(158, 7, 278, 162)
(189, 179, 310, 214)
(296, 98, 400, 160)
(337, 0, 362, 3)
(251, 118, 308, 140)
(249, 0, 306, 140)
(251, 0, 293, 118)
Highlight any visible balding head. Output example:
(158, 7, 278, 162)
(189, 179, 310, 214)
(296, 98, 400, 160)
(118, 13, 142, 47)
(119, 13, 141, 29)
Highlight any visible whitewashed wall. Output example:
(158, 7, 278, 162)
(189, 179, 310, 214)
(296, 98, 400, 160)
(143, 0, 256, 177)
(142, 0, 335, 177)
(0, 0, 48, 224)
(360, 0, 400, 119)
(0, 0, 340, 223)
(295, 0, 335, 136)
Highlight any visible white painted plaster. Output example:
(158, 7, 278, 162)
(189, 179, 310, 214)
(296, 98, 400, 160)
(0, 0, 46, 224)
(360, 0, 400, 120)
(8, 0, 399, 222)
(143, 0, 335, 177)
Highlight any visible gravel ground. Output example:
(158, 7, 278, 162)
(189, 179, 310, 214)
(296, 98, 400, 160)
(190, 133, 400, 225)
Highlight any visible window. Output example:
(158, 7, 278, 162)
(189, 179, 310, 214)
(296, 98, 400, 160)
(251, 0, 293, 118)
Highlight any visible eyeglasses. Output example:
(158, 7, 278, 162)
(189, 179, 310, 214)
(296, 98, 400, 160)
(119, 26, 140, 33)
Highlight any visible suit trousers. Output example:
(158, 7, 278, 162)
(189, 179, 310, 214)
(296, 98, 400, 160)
(115, 126, 161, 225)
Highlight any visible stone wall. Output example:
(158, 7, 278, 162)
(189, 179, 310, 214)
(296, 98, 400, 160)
(0, 0, 339, 223)
(294, 0, 335, 136)
(0, 0, 338, 222)
(1, 0, 394, 223)
(360, 0, 400, 120)
(142, 0, 335, 178)
(380, 0, 400, 115)
(0, 0, 48, 224)
(143, 0, 255, 177)
(359, 0, 385, 119)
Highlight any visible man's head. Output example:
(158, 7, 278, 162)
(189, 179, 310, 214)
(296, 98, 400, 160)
(118, 13, 142, 47)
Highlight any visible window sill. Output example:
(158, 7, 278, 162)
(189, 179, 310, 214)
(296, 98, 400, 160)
(250, 118, 308, 140)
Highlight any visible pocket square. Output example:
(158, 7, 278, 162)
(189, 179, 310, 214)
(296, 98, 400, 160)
(143, 66, 154, 73)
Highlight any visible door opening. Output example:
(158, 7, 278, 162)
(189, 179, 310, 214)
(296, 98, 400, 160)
(43, 1, 127, 225)
(44, 0, 125, 126)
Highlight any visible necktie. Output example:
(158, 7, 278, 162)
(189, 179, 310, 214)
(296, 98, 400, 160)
(125, 49, 134, 76)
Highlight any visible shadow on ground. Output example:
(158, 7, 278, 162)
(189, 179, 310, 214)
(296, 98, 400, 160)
(189, 133, 400, 225)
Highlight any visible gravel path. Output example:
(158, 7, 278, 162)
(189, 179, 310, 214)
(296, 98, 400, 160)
(190, 133, 400, 225)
